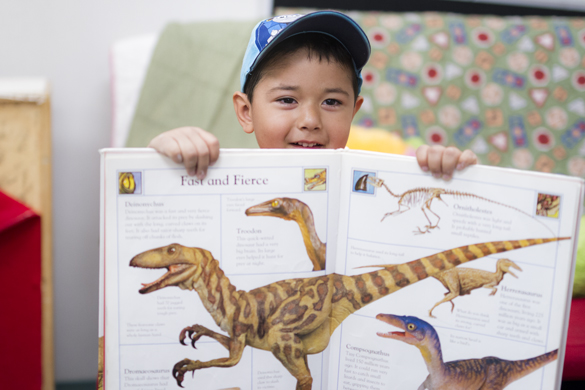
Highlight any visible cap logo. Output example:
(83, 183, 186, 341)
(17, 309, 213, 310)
(255, 14, 304, 51)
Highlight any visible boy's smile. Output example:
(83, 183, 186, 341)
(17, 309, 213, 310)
(234, 50, 363, 149)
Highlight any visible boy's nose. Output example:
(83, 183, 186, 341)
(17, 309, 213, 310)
(297, 104, 322, 131)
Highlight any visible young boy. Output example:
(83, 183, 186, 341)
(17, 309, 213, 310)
(148, 11, 477, 179)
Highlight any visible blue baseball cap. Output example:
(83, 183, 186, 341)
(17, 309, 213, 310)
(240, 11, 371, 94)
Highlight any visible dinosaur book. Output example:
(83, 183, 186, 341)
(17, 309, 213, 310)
(99, 148, 583, 390)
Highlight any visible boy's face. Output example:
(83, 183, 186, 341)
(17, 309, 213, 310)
(234, 49, 363, 149)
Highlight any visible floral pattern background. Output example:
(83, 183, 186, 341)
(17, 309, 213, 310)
(278, 8, 585, 177)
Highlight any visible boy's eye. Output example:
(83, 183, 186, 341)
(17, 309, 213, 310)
(278, 97, 297, 104)
(323, 99, 341, 106)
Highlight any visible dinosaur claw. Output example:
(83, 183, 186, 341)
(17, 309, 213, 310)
(179, 325, 206, 348)
(179, 328, 189, 345)
(172, 369, 185, 387)
(173, 358, 191, 387)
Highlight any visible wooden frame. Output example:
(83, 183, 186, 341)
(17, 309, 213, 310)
(0, 79, 54, 390)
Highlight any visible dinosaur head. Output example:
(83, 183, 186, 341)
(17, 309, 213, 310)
(376, 313, 433, 346)
(129, 243, 204, 294)
(497, 258, 522, 278)
(367, 176, 384, 188)
(305, 170, 326, 184)
(245, 198, 298, 221)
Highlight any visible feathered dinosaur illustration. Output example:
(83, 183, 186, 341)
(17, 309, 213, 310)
(304, 169, 326, 190)
(245, 198, 326, 271)
(365, 176, 553, 235)
(376, 313, 558, 389)
(129, 237, 567, 390)
(428, 258, 522, 318)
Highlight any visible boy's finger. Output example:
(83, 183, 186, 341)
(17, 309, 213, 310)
(174, 131, 203, 177)
(148, 134, 183, 164)
(198, 130, 220, 164)
(440, 146, 462, 180)
(456, 149, 478, 170)
(416, 145, 430, 172)
(426, 146, 445, 178)
(192, 139, 210, 180)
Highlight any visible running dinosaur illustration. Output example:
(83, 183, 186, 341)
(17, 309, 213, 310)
(304, 169, 326, 190)
(428, 258, 522, 318)
(246, 198, 326, 271)
(364, 175, 553, 235)
(130, 237, 567, 390)
(376, 313, 558, 389)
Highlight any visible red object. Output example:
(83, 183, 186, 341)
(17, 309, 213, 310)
(0, 191, 42, 389)
(564, 297, 585, 380)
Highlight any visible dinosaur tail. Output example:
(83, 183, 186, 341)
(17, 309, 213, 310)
(504, 349, 558, 386)
(444, 190, 556, 236)
(353, 238, 570, 298)
(334, 238, 569, 330)
(358, 237, 569, 273)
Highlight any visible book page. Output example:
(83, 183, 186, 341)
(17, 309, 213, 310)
(100, 149, 341, 390)
(329, 151, 582, 390)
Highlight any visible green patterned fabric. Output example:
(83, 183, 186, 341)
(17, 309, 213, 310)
(126, 20, 259, 149)
(277, 8, 585, 296)
(278, 8, 585, 177)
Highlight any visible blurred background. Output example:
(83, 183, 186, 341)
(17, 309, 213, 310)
(1, 0, 584, 388)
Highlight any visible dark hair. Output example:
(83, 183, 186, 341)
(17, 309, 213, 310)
(243, 33, 359, 103)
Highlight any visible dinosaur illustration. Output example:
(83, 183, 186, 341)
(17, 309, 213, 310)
(129, 237, 567, 390)
(428, 258, 522, 318)
(245, 198, 326, 271)
(304, 169, 326, 190)
(365, 176, 553, 235)
(536, 193, 560, 218)
(376, 313, 558, 389)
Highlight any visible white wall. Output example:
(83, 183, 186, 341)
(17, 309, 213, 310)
(0, 0, 271, 382)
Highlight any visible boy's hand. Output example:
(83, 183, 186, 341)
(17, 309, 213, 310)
(148, 127, 220, 179)
(416, 145, 477, 181)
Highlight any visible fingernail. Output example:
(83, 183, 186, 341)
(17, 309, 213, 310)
(421, 166, 429, 172)
(188, 168, 196, 176)
(177, 154, 183, 163)
(443, 174, 452, 181)
(456, 163, 464, 170)
(197, 171, 205, 180)
(432, 172, 441, 178)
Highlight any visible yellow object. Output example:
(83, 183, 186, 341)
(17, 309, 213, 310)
(346, 125, 423, 156)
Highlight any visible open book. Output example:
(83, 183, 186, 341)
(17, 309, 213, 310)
(99, 148, 583, 390)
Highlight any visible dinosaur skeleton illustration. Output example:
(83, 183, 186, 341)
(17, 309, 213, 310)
(130, 237, 567, 390)
(376, 313, 558, 389)
(428, 258, 522, 318)
(246, 198, 326, 271)
(366, 176, 553, 235)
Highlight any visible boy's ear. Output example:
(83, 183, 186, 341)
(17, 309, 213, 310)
(233, 92, 254, 134)
(352, 96, 364, 118)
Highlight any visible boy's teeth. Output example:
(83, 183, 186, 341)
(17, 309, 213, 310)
(299, 142, 317, 147)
